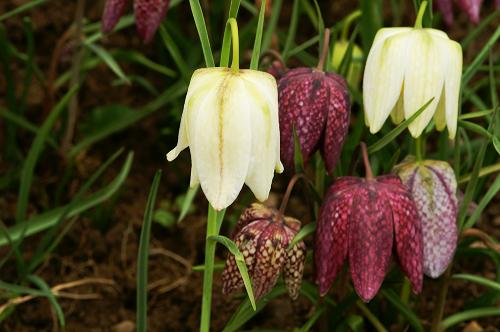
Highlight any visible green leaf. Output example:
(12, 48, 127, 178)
(452, 274, 500, 292)
(493, 136, 500, 155)
(84, 42, 130, 84)
(222, 285, 287, 332)
(111, 50, 176, 77)
(459, 109, 494, 120)
(381, 289, 424, 332)
(293, 126, 305, 173)
(288, 222, 316, 249)
(16, 86, 78, 223)
(458, 120, 492, 139)
(249, 0, 266, 70)
(188, 0, 215, 67)
(0, 0, 48, 22)
(461, 10, 500, 49)
(220, 0, 241, 67)
(367, 98, 434, 154)
(208, 235, 256, 310)
(0, 152, 133, 247)
(465, 174, 500, 228)
(137, 170, 162, 332)
(27, 275, 65, 327)
(296, 306, 325, 332)
(282, 0, 300, 61)
(441, 307, 500, 329)
(178, 186, 199, 222)
(261, 0, 282, 52)
(159, 25, 191, 81)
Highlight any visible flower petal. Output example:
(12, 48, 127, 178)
(349, 185, 393, 302)
(283, 240, 306, 300)
(134, 0, 170, 43)
(457, 0, 483, 24)
(435, 0, 455, 25)
(363, 28, 410, 133)
(102, 0, 128, 33)
(443, 40, 462, 139)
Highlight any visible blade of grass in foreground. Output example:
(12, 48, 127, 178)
(27, 275, 65, 328)
(249, 0, 266, 70)
(137, 170, 162, 332)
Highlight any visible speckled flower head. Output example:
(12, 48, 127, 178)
(315, 145, 423, 302)
(221, 203, 306, 300)
(278, 68, 350, 174)
(393, 158, 458, 278)
(434, 0, 494, 25)
(102, 0, 169, 43)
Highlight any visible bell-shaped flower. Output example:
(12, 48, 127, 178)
(278, 68, 350, 173)
(394, 158, 458, 278)
(331, 40, 364, 88)
(315, 144, 423, 302)
(362, 27, 462, 139)
(221, 203, 306, 300)
(435, 0, 497, 25)
(102, 0, 169, 43)
(167, 68, 283, 211)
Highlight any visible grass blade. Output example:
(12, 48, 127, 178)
(288, 222, 316, 249)
(465, 174, 500, 228)
(188, 0, 215, 67)
(137, 170, 163, 332)
(249, 0, 266, 70)
(452, 274, 500, 292)
(441, 307, 500, 329)
(178, 186, 199, 222)
(0, 0, 48, 22)
(381, 289, 424, 332)
(84, 42, 130, 84)
(27, 275, 65, 327)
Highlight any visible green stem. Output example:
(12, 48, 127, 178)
(200, 204, 220, 332)
(430, 267, 452, 332)
(341, 10, 361, 41)
(414, 1, 427, 28)
(356, 301, 388, 332)
(415, 136, 424, 161)
(459, 162, 500, 184)
(227, 18, 239, 72)
(398, 278, 411, 325)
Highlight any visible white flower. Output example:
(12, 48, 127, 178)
(167, 67, 283, 210)
(363, 27, 462, 139)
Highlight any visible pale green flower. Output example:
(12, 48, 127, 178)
(167, 67, 283, 210)
(363, 27, 462, 139)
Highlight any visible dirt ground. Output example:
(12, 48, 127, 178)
(0, 0, 499, 331)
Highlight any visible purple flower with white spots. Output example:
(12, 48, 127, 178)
(434, 0, 498, 25)
(394, 159, 458, 278)
(221, 203, 306, 300)
(278, 68, 350, 174)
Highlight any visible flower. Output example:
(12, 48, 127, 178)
(278, 68, 350, 173)
(102, 0, 170, 43)
(362, 27, 462, 139)
(393, 158, 458, 278)
(221, 203, 306, 300)
(315, 145, 423, 301)
(331, 40, 364, 88)
(435, 0, 498, 25)
(167, 68, 283, 210)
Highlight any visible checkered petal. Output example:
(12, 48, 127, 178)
(134, 0, 170, 43)
(102, 0, 128, 32)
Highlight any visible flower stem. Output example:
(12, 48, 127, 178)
(430, 267, 452, 332)
(316, 28, 331, 71)
(361, 142, 374, 180)
(341, 10, 361, 41)
(278, 173, 308, 217)
(356, 301, 388, 332)
(200, 204, 220, 332)
(398, 278, 411, 325)
(227, 18, 239, 72)
(415, 136, 424, 162)
(414, 1, 428, 29)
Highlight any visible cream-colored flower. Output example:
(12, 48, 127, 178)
(167, 67, 283, 210)
(363, 27, 462, 139)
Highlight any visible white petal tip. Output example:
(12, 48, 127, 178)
(166, 149, 178, 161)
(276, 161, 284, 174)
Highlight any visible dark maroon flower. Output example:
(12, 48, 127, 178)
(102, 0, 169, 43)
(434, 0, 496, 25)
(221, 203, 306, 300)
(278, 68, 350, 174)
(315, 144, 423, 302)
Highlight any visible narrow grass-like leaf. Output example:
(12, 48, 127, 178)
(312, 0, 324, 52)
(222, 285, 287, 332)
(338, 27, 359, 78)
(459, 163, 500, 184)
(178, 186, 199, 222)
(27, 275, 65, 327)
(0, 280, 46, 297)
(159, 25, 191, 81)
(282, 0, 300, 61)
(16, 86, 78, 224)
(112, 50, 176, 77)
(462, 26, 500, 87)
(188, 0, 215, 67)
(458, 120, 492, 139)
(461, 10, 500, 49)
(452, 274, 500, 292)
(293, 126, 305, 173)
(381, 289, 424, 332)
(288, 222, 316, 249)
(137, 170, 162, 332)
(261, 0, 282, 52)
(489, 51, 498, 109)
(220, 0, 241, 67)
(368, 98, 433, 153)
(87, 15, 135, 44)
(84, 42, 130, 84)
(0, 152, 133, 246)
(459, 109, 494, 120)
(441, 307, 500, 329)
(19, 18, 35, 113)
(208, 235, 256, 310)
(297, 306, 325, 332)
(0, 0, 48, 22)
(465, 174, 500, 228)
(249, 0, 266, 70)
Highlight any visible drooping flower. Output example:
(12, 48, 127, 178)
(315, 144, 423, 302)
(393, 158, 458, 278)
(221, 203, 306, 300)
(434, 0, 497, 25)
(167, 68, 283, 210)
(362, 27, 462, 139)
(331, 40, 364, 88)
(278, 68, 350, 173)
(102, 0, 170, 43)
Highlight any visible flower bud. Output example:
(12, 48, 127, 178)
(167, 68, 283, 210)
(278, 68, 350, 173)
(393, 159, 458, 278)
(222, 203, 306, 300)
(331, 40, 363, 88)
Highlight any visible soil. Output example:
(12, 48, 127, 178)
(0, 0, 499, 331)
